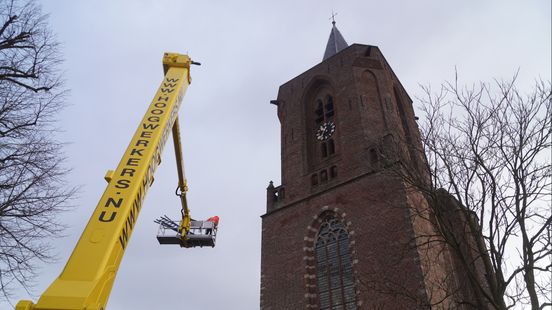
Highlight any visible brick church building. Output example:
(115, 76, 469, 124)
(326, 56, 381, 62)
(261, 21, 489, 310)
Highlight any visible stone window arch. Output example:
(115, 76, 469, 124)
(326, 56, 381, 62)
(304, 209, 359, 309)
(315, 218, 357, 310)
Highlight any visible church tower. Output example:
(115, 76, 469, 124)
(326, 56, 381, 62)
(260, 21, 465, 309)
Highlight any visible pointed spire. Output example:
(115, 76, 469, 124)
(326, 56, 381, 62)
(323, 14, 348, 61)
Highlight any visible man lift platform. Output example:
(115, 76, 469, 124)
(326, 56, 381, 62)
(16, 52, 216, 310)
(156, 216, 218, 247)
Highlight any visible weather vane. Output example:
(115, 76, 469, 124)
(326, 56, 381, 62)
(330, 11, 338, 25)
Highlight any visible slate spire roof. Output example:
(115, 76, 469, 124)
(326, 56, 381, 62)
(322, 20, 348, 61)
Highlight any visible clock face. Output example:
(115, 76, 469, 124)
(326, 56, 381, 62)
(316, 121, 336, 141)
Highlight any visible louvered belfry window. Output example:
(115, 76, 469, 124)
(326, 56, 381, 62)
(315, 218, 357, 310)
(315, 95, 336, 159)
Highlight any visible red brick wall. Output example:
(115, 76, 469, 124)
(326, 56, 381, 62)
(262, 44, 455, 309)
(262, 173, 436, 309)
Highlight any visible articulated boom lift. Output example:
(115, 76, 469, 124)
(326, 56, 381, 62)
(16, 53, 215, 310)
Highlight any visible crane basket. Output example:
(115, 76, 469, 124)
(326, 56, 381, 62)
(156, 218, 217, 248)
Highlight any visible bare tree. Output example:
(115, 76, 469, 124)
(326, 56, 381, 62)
(410, 73, 551, 309)
(0, 0, 75, 300)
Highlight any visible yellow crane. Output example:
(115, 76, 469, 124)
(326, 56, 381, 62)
(16, 52, 216, 310)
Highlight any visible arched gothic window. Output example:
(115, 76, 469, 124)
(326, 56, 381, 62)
(315, 218, 357, 310)
(315, 95, 337, 159)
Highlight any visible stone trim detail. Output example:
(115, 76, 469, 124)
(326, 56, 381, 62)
(303, 206, 361, 308)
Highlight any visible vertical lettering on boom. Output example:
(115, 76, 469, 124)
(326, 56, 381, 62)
(143, 123, 159, 130)
(99, 211, 117, 222)
(115, 179, 130, 188)
(105, 197, 123, 208)
(116, 74, 184, 250)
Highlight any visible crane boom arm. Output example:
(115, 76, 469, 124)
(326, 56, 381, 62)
(16, 53, 194, 310)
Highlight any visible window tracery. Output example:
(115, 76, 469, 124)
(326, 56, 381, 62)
(315, 218, 357, 309)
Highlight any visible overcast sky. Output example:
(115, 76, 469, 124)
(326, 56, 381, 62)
(3, 0, 550, 309)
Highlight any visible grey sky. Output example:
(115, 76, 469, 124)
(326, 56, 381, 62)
(3, 0, 550, 309)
